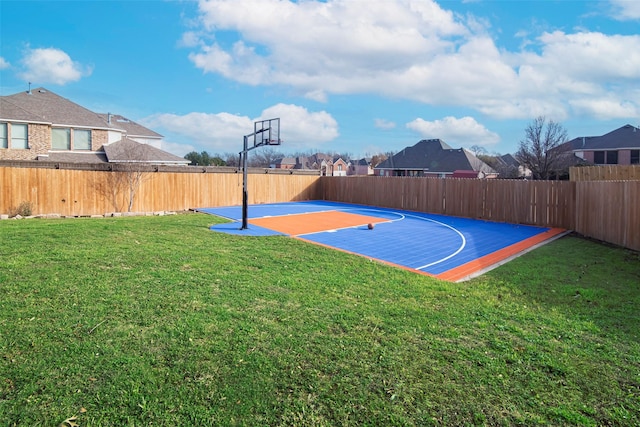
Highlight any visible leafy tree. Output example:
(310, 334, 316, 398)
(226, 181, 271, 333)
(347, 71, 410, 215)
(184, 151, 202, 165)
(516, 116, 570, 180)
(184, 151, 227, 166)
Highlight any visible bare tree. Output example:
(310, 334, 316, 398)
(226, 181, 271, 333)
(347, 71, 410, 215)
(119, 163, 149, 212)
(469, 145, 488, 156)
(516, 116, 570, 180)
(223, 152, 240, 167)
(249, 147, 284, 167)
(369, 153, 388, 167)
(94, 170, 128, 212)
(97, 140, 154, 212)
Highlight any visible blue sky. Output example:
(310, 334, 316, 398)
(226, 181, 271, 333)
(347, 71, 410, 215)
(1, 0, 639, 158)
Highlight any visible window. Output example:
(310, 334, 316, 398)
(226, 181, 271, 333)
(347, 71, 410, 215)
(11, 124, 28, 149)
(52, 128, 71, 150)
(74, 129, 92, 150)
(595, 151, 620, 164)
(0, 123, 6, 148)
(593, 151, 605, 164)
(631, 150, 639, 165)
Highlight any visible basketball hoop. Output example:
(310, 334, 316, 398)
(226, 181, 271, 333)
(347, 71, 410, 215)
(240, 118, 282, 229)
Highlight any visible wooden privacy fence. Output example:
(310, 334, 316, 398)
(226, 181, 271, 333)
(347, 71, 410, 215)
(1, 166, 638, 251)
(571, 165, 640, 181)
(574, 180, 640, 252)
(319, 176, 639, 252)
(0, 166, 321, 216)
(320, 176, 575, 229)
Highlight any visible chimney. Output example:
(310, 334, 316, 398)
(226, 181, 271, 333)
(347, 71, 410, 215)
(27, 82, 32, 95)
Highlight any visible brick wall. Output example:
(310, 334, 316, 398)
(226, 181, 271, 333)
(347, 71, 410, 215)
(0, 123, 50, 160)
(0, 125, 111, 160)
(92, 129, 108, 151)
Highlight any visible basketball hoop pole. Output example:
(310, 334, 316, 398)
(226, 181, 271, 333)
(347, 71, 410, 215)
(240, 124, 275, 230)
(241, 135, 249, 229)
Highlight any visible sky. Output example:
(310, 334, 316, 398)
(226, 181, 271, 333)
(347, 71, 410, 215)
(1, 0, 639, 159)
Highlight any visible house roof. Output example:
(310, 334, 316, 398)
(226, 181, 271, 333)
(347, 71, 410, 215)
(1, 87, 108, 128)
(1, 88, 162, 139)
(564, 124, 640, 151)
(102, 138, 189, 164)
(97, 113, 163, 138)
(273, 157, 297, 166)
(37, 152, 108, 163)
(376, 139, 496, 174)
(498, 154, 520, 167)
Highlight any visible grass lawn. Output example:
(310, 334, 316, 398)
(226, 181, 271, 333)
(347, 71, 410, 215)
(1, 213, 638, 426)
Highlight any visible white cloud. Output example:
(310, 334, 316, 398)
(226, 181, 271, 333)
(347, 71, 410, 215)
(258, 104, 339, 149)
(569, 97, 639, 120)
(185, 0, 640, 122)
(141, 104, 338, 153)
(609, 0, 640, 20)
(406, 116, 500, 146)
(18, 47, 92, 85)
(160, 140, 196, 157)
(179, 31, 202, 48)
(0, 57, 10, 69)
(374, 119, 396, 130)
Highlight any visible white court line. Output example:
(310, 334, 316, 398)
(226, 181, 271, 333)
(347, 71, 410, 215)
(337, 208, 467, 271)
(251, 203, 467, 271)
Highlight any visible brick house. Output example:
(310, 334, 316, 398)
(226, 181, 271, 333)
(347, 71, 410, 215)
(559, 124, 640, 165)
(272, 153, 350, 176)
(375, 139, 497, 178)
(0, 87, 188, 165)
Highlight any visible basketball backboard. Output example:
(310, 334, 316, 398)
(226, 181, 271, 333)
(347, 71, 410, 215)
(253, 118, 281, 147)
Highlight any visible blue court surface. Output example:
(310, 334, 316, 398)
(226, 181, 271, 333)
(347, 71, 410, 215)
(197, 201, 566, 281)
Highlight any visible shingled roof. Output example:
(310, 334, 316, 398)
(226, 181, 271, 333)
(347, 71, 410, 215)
(97, 113, 162, 138)
(102, 138, 188, 164)
(562, 124, 640, 151)
(1, 87, 108, 128)
(376, 139, 495, 174)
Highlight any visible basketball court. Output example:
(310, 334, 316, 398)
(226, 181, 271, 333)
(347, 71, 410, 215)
(197, 201, 567, 282)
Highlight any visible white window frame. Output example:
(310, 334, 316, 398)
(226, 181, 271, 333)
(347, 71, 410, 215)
(73, 129, 92, 150)
(11, 123, 28, 149)
(52, 128, 71, 150)
(0, 123, 7, 148)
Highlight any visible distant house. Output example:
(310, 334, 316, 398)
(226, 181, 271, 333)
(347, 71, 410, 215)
(0, 87, 188, 165)
(558, 124, 640, 165)
(375, 139, 497, 178)
(493, 153, 531, 179)
(272, 153, 350, 176)
(272, 157, 297, 170)
(349, 158, 374, 175)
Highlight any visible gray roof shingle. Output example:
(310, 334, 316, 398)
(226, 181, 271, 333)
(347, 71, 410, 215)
(97, 113, 162, 138)
(376, 139, 495, 173)
(564, 124, 640, 151)
(103, 138, 189, 164)
(1, 87, 108, 128)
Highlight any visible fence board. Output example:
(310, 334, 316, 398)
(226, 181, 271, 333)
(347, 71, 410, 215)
(571, 165, 640, 181)
(574, 181, 640, 251)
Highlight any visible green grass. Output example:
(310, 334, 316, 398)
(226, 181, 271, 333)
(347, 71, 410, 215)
(1, 213, 638, 426)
